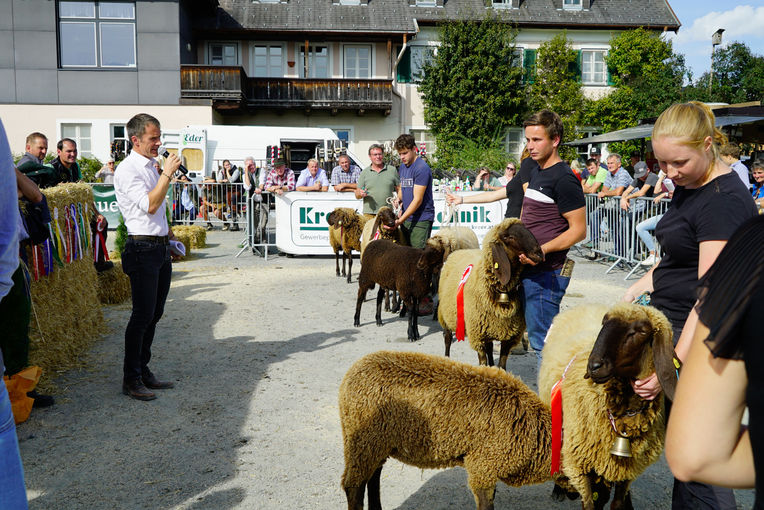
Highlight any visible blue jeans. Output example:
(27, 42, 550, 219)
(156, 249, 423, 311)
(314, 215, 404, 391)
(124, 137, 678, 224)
(521, 268, 571, 362)
(0, 375, 28, 509)
(636, 214, 663, 253)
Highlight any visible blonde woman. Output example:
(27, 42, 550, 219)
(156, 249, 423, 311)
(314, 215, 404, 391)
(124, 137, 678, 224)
(623, 102, 757, 509)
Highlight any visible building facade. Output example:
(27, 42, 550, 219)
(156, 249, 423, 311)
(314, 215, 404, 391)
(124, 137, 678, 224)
(0, 0, 680, 165)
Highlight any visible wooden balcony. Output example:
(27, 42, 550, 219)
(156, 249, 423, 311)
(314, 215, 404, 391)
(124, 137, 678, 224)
(180, 65, 393, 115)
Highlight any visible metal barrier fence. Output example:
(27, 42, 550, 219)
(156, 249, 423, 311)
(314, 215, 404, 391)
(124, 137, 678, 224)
(579, 194, 671, 280)
(239, 190, 277, 258)
(170, 181, 246, 232)
(169, 181, 279, 258)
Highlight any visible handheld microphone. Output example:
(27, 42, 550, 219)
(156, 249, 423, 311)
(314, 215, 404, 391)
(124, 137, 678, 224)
(157, 146, 189, 176)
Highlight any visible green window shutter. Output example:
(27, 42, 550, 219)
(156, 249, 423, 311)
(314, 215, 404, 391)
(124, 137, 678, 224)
(567, 50, 582, 81)
(523, 49, 537, 84)
(397, 46, 412, 83)
(575, 50, 582, 83)
(607, 63, 615, 86)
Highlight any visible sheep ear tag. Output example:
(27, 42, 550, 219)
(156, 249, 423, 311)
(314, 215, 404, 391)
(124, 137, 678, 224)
(491, 243, 512, 287)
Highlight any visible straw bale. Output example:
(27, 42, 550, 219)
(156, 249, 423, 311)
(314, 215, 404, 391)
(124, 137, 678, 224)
(28, 258, 104, 387)
(97, 260, 131, 304)
(26, 183, 104, 390)
(172, 225, 206, 248)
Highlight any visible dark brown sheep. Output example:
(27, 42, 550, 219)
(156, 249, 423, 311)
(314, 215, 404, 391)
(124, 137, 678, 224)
(354, 239, 444, 341)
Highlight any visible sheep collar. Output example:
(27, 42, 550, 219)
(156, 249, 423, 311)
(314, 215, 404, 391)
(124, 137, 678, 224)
(550, 354, 577, 476)
(455, 264, 474, 341)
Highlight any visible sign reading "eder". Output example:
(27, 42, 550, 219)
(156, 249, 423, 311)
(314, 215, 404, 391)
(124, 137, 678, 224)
(275, 192, 508, 255)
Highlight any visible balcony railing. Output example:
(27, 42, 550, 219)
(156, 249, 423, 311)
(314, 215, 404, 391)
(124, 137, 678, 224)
(180, 65, 246, 101)
(180, 65, 392, 114)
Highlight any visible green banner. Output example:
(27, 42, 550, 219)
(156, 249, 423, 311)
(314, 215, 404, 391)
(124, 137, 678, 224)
(91, 184, 173, 230)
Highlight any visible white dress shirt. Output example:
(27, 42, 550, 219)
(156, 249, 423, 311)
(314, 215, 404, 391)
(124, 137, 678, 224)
(114, 150, 169, 236)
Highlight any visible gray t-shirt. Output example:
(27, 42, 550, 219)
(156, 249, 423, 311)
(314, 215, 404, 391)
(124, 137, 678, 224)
(629, 172, 659, 197)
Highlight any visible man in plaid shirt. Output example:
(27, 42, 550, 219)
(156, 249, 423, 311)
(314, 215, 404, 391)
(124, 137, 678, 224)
(330, 154, 361, 192)
(264, 158, 296, 196)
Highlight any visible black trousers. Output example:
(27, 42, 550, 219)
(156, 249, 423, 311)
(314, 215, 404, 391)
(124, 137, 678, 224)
(0, 265, 30, 376)
(121, 239, 172, 382)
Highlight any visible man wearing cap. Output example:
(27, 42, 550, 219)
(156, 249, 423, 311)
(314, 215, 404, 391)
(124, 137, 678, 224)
(619, 162, 658, 213)
(264, 158, 296, 196)
(589, 146, 608, 172)
(96, 158, 116, 184)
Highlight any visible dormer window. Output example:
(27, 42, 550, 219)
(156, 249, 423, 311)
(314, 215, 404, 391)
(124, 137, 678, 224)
(492, 0, 517, 8)
(563, 0, 582, 10)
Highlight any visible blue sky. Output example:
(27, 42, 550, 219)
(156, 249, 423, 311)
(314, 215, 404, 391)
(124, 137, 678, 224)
(665, 0, 764, 81)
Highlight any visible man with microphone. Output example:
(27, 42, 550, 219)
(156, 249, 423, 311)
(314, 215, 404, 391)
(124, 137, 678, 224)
(114, 113, 181, 401)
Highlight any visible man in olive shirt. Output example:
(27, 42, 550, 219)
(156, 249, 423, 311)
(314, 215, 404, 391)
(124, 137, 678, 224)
(355, 144, 399, 219)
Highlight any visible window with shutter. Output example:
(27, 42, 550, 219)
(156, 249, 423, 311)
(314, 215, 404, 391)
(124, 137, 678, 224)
(523, 49, 537, 84)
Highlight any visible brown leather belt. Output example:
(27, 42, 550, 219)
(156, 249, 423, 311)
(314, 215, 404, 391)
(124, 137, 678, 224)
(128, 235, 169, 245)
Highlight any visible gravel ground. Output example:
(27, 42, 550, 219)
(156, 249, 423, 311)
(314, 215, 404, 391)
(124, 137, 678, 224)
(15, 231, 754, 509)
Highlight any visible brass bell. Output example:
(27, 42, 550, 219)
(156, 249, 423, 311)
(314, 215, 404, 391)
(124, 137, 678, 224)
(610, 435, 632, 458)
(498, 292, 510, 304)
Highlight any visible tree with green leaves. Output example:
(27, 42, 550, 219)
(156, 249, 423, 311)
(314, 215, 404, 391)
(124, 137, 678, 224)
(418, 14, 525, 170)
(686, 42, 764, 104)
(526, 31, 587, 161)
(587, 28, 688, 156)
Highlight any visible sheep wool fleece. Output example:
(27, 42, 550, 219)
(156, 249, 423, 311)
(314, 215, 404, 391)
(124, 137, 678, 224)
(538, 304, 668, 490)
(339, 351, 552, 492)
(437, 219, 526, 357)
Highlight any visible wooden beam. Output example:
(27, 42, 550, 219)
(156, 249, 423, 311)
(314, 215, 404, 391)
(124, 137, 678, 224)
(304, 40, 310, 78)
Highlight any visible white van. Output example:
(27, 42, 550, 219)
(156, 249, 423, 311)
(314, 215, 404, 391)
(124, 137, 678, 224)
(161, 125, 364, 182)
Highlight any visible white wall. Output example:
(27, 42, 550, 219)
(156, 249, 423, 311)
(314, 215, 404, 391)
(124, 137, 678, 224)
(1, 104, 215, 161)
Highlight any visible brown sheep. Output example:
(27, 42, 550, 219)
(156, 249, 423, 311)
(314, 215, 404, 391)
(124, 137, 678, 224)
(538, 303, 677, 510)
(353, 239, 444, 341)
(339, 350, 552, 510)
(437, 219, 543, 370)
(327, 207, 368, 283)
(359, 206, 406, 257)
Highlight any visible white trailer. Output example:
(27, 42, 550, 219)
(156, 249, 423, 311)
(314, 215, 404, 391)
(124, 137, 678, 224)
(161, 125, 364, 182)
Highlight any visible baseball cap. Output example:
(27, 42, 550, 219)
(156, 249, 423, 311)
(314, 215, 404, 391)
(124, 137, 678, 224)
(589, 147, 601, 155)
(273, 158, 286, 167)
(633, 161, 649, 179)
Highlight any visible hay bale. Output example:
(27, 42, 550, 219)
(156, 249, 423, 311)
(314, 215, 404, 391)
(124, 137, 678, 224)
(97, 260, 131, 304)
(28, 258, 104, 386)
(172, 225, 206, 248)
(27, 183, 105, 389)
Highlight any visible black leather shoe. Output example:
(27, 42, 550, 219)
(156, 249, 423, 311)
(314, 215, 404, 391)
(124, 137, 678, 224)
(95, 260, 114, 272)
(122, 380, 157, 401)
(142, 372, 175, 390)
(27, 390, 55, 408)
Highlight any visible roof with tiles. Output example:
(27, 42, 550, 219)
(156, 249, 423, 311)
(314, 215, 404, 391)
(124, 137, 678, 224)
(193, 0, 680, 35)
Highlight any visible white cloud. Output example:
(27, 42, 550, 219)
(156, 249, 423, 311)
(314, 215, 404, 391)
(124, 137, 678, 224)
(671, 5, 764, 46)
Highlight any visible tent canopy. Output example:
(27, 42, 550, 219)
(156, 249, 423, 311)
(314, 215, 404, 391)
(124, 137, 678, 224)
(567, 106, 764, 146)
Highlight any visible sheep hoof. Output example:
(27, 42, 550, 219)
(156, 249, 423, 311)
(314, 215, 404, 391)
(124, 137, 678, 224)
(551, 483, 579, 501)
(353, 319, 360, 327)
(376, 320, 383, 327)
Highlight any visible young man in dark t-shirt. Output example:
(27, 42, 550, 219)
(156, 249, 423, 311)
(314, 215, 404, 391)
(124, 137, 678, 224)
(518, 111, 586, 361)
(447, 110, 586, 361)
(394, 134, 435, 249)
